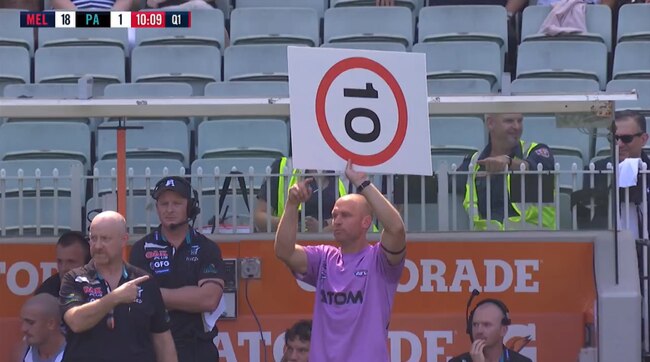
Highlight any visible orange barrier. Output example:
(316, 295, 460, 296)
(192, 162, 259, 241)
(0, 239, 595, 362)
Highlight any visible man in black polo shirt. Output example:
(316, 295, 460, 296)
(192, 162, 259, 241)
(130, 176, 226, 362)
(59, 211, 177, 362)
(35, 231, 90, 297)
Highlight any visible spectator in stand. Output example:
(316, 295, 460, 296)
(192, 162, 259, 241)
(0, 0, 41, 10)
(145, 0, 213, 10)
(281, 320, 312, 362)
(52, 0, 133, 10)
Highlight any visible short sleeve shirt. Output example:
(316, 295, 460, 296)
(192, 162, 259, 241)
(129, 228, 226, 343)
(59, 261, 169, 362)
(295, 243, 404, 362)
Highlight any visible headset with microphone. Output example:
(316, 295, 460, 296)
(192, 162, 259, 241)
(152, 176, 201, 230)
(465, 289, 512, 342)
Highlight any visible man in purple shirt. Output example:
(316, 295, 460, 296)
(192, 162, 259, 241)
(275, 160, 406, 362)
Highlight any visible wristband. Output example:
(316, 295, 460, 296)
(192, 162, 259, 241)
(381, 243, 406, 255)
(356, 180, 371, 194)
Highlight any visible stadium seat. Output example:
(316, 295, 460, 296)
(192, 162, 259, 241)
(34, 46, 125, 96)
(554, 154, 584, 189)
(431, 148, 475, 172)
(330, 0, 418, 13)
(323, 7, 413, 49)
(92, 159, 185, 196)
(197, 119, 289, 159)
(131, 45, 221, 96)
(196, 193, 255, 233)
(136, 9, 226, 50)
(606, 79, 650, 111)
(204, 81, 289, 98)
(0, 9, 35, 55)
(38, 28, 129, 54)
(191, 157, 276, 190)
(418, 5, 508, 61)
(321, 42, 407, 52)
(413, 41, 502, 91)
(86, 194, 160, 234)
(104, 82, 193, 98)
(236, 0, 325, 18)
(96, 120, 190, 167)
(230, 7, 319, 47)
(430, 117, 486, 154)
(0, 159, 84, 197)
(521, 5, 612, 52)
(617, 4, 650, 43)
(612, 42, 650, 80)
(4, 83, 83, 99)
(516, 41, 608, 90)
(0, 46, 30, 94)
(0, 196, 73, 236)
(511, 78, 600, 95)
(427, 79, 492, 95)
(224, 44, 291, 81)
(522, 116, 591, 162)
(0, 122, 91, 170)
(2, 84, 95, 127)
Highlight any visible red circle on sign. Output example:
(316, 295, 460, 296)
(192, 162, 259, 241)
(315, 57, 408, 166)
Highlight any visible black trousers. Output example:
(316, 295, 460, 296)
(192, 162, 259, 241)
(176, 340, 219, 362)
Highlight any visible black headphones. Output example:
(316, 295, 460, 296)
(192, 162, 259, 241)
(466, 298, 512, 342)
(152, 176, 201, 220)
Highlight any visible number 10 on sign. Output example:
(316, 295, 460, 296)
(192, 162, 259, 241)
(288, 46, 431, 176)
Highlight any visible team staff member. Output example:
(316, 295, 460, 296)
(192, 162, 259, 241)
(35, 231, 90, 297)
(59, 211, 176, 362)
(451, 299, 531, 362)
(130, 176, 226, 361)
(457, 113, 556, 230)
(275, 160, 406, 361)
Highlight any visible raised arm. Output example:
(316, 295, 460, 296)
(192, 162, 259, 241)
(346, 160, 406, 265)
(274, 178, 312, 274)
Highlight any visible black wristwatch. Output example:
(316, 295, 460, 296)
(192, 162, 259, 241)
(505, 155, 513, 168)
(356, 180, 371, 194)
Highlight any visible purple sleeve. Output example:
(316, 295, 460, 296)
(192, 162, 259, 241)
(292, 245, 325, 287)
(375, 243, 405, 284)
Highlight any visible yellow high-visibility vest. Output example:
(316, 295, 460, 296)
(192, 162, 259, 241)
(463, 141, 556, 230)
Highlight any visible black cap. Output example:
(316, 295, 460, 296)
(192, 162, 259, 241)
(153, 176, 192, 200)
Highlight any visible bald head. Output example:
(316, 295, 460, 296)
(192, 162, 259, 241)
(23, 294, 60, 321)
(91, 211, 127, 233)
(89, 211, 128, 266)
(338, 194, 372, 217)
(21, 294, 63, 346)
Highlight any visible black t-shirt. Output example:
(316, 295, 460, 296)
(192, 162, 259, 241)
(59, 261, 169, 362)
(35, 273, 61, 298)
(257, 158, 342, 222)
(457, 141, 554, 221)
(129, 228, 226, 344)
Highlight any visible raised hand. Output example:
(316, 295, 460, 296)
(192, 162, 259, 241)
(345, 159, 368, 188)
(469, 339, 486, 362)
(477, 155, 510, 173)
(287, 178, 314, 205)
(111, 275, 149, 304)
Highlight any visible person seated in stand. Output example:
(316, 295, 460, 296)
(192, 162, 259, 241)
(254, 157, 348, 233)
(52, 0, 132, 10)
